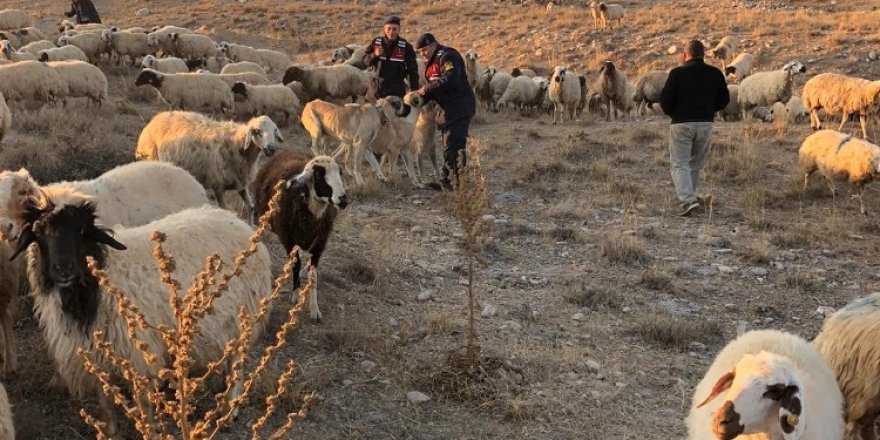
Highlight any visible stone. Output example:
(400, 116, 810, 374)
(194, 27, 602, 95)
(667, 45, 678, 55)
(572, 312, 585, 321)
(585, 360, 601, 373)
(361, 360, 376, 373)
(503, 320, 523, 332)
(870, 51, 878, 61)
(342, 379, 353, 386)
(717, 265, 735, 274)
(418, 289, 433, 301)
(135, 7, 149, 16)
(407, 391, 431, 403)
(750, 267, 769, 276)
(481, 304, 497, 318)
(389, 317, 399, 327)
(816, 306, 835, 317)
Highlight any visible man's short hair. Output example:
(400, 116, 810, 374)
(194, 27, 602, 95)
(685, 40, 705, 58)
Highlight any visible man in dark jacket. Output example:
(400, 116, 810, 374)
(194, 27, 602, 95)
(415, 33, 476, 191)
(660, 39, 729, 216)
(362, 16, 420, 99)
(65, 0, 102, 25)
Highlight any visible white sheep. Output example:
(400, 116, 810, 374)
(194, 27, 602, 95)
(488, 67, 513, 111)
(802, 73, 880, 139)
(785, 96, 809, 124)
(201, 54, 230, 73)
(497, 75, 544, 114)
(598, 2, 624, 29)
(512, 67, 537, 78)
(198, 70, 270, 88)
(220, 60, 267, 77)
(11, 197, 271, 440)
(711, 36, 738, 63)
(724, 52, 755, 82)
(18, 39, 55, 55)
(614, 81, 636, 117)
(687, 329, 844, 440)
(0, 27, 45, 49)
(0, 60, 68, 104)
(140, 54, 188, 73)
(719, 84, 740, 121)
(633, 69, 669, 116)
(548, 65, 581, 123)
(0, 40, 34, 61)
(45, 60, 108, 106)
(737, 60, 806, 120)
(135, 68, 234, 114)
(282, 64, 370, 102)
(169, 32, 217, 60)
(146, 25, 193, 56)
(799, 129, 880, 215)
(218, 41, 263, 65)
(342, 44, 370, 69)
(0, 92, 8, 143)
(464, 48, 480, 89)
(0, 9, 31, 30)
(59, 20, 105, 34)
(38, 44, 88, 62)
(595, 60, 629, 120)
(101, 28, 152, 65)
(57, 33, 108, 63)
(136, 111, 284, 222)
(255, 48, 291, 73)
(231, 81, 300, 125)
(813, 292, 880, 440)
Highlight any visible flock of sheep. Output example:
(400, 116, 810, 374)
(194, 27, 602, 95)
(0, 2, 875, 439)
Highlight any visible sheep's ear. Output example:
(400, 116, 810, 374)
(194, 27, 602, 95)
(776, 385, 803, 437)
(285, 169, 313, 189)
(696, 371, 735, 408)
(84, 225, 127, 250)
(245, 127, 261, 150)
(9, 225, 34, 261)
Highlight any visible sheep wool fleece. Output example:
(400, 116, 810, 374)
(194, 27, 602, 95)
(669, 122, 713, 205)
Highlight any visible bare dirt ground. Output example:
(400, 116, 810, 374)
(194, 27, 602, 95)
(2, 0, 880, 439)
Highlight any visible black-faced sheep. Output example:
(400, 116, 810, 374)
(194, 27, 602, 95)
(135, 68, 234, 115)
(724, 52, 754, 82)
(252, 152, 347, 323)
(37, 45, 88, 62)
(548, 66, 582, 124)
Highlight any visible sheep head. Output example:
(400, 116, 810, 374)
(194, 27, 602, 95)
(231, 81, 249, 101)
(0, 41, 11, 59)
(134, 69, 162, 87)
(146, 33, 159, 46)
(141, 54, 157, 69)
(552, 66, 567, 82)
(37, 51, 49, 62)
(697, 351, 806, 440)
(244, 116, 283, 157)
(599, 61, 616, 77)
(100, 29, 113, 44)
(287, 156, 348, 210)
(511, 67, 522, 78)
(282, 66, 306, 86)
(465, 49, 478, 61)
(484, 66, 497, 79)
(782, 61, 806, 75)
(331, 47, 349, 63)
(0, 168, 38, 242)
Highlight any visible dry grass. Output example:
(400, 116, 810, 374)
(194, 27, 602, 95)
(598, 232, 650, 265)
(628, 315, 723, 352)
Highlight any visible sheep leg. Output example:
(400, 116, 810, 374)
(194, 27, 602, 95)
(838, 112, 850, 132)
(98, 391, 122, 440)
(238, 188, 255, 225)
(307, 236, 330, 323)
(859, 113, 869, 139)
(803, 170, 812, 191)
(809, 109, 821, 130)
(824, 176, 837, 197)
(859, 184, 869, 216)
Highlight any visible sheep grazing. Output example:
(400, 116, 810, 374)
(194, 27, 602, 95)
(710, 36, 738, 63)
(146, 25, 193, 57)
(220, 60, 267, 77)
(45, 60, 108, 106)
(724, 52, 755, 82)
(282, 64, 371, 103)
(135, 68, 234, 115)
(737, 60, 806, 120)
(252, 152, 347, 322)
(0, 40, 35, 61)
(497, 75, 546, 115)
(799, 129, 880, 215)
(464, 49, 480, 89)
(11, 197, 272, 439)
(0, 60, 68, 104)
(595, 60, 629, 121)
(598, 2, 624, 29)
(57, 33, 109, 64)
(140, 54, 188, 73)
(633, 70, 669, 116)
(785, 96, 809, 124)
(802, 73, 880, 139)
(18, 40, 56, 55)
(100, 28, 152, 65)
(813, 292, 880, 440)
(0, 92, 8, 143)
(548, 66, 582, 124)
(169, 32, 217, 60)
(255, 48, 291, 73)
(0, 9, 32, 30)
(231, 81, 300, 125)
(687, 329, 844, 440)
(37, 45, 88, 62)
(301, 97, 405, 185)
(136, 111, 283, 222)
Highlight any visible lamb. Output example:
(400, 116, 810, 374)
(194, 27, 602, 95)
(218, 41, 263, 65)
(737, 60, 806, 120)
(57, 33, 108, 63)
(169, 32, 217, 60)
(799, 129, 880, 215)
(688, 329, 843, 440)
(497, 75, 544, 114)
(220, 60, 267, 77)
(802, 73, 880, 139)
(18, 39, 55, 55)
(135, 68, 234, 114)
(45, 60, 107, 105)
(813, 292, 880, 440)
(710, 36, 738, 63)
(100, 28, 152, 65)
(633, 69, 668, 116)
(598, 2, 624, 29)
(140, 54, 188, 73)
(135, 111, 284, 222)
(0, 9, 32, 30)
(255, 48, 291, 73)
(0, 40, 34, 61)
(595, 60, 629, 121)
(342, 44, 370, 69)
(0, 92, 8, 143)
(37, 45, 88, 62)
(10, 197, 271, 439)
(724, 52, 755, 82)
(719, 84, 740, 121)
(0, 60, 68, 104)
(231, 81, 300, 125)
(251, 152, 347, 323)
(300, 97, 405, 185)
(548, 65, 582, 123)
(785, 96, 809, 124)
(282, 64, 371, 102)
(146, 25, 192, 57)
(464, 49, 480, 89)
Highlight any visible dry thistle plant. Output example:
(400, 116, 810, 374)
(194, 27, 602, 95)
(448, 139, 491, 368)
(78, 180, 317, 440)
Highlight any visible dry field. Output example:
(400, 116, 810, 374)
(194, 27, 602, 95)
(1, 0, 880, 439)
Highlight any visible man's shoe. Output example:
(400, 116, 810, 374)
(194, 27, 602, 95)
(680, 201, 701, 217)
(425, 181, 452, 192)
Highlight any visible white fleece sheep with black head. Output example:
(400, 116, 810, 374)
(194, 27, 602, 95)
(548, 66, 582, 124)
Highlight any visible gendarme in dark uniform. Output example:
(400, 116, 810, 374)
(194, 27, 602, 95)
(362, 16, 420, 99)
(415, 33, 476, 191)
